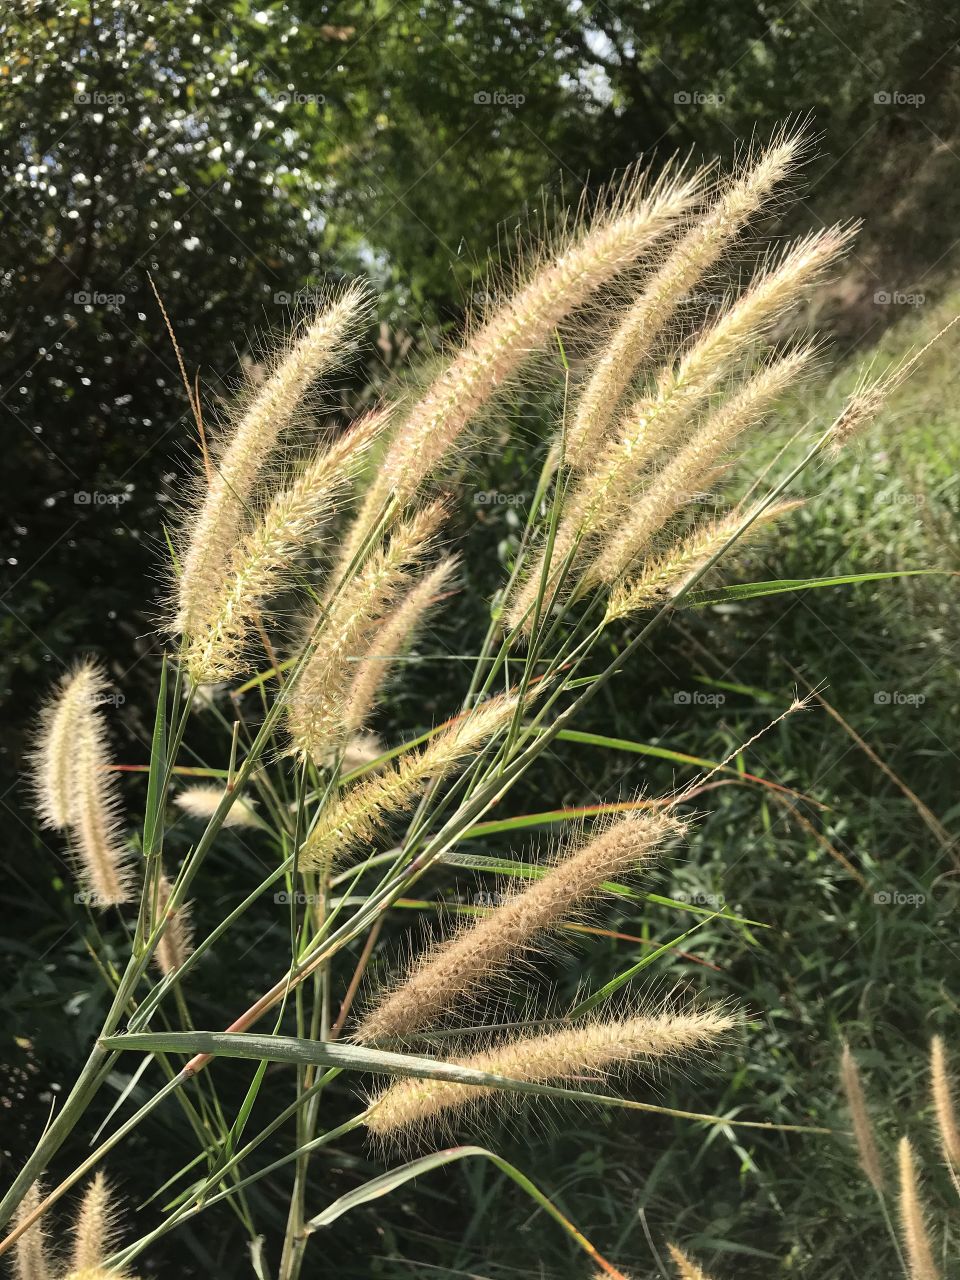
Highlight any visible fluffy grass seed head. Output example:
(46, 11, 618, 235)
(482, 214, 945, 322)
(376, 161, 705, 505)
(343, 554, 459, 737)
(604, 499, 803, 623)
(183, 407, 390, 685)
(173, 784, 263, 829)
(175, 282, 370, 641)
(667, 1244, 714, 1280)
(898, 1136, 940, 1280)
(505, 223, 847, 633)
(357, 809, 683, 1043)
(152, 873, 194, 977)
(366, 1004, 735, 1139)
(68, 1173, 120, 1278)
(931, 1035, 960, 1169)
(840, 1042, 885, 1193)
(334, 161, 706, 576)
(286, 501, 448, 761)
(587, 344, 815, 587)
(566, 125, 806, 472)
(12, 1181, 53, 1280)
(30, 660, 102, 831)
(301, 692, 521, 868)
(32, 661, 132, 907)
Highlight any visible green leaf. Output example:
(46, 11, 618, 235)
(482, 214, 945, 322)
(304, 1144, 617, 1279)
(685, 568, 954, 607)
(142, 657, 168, 858)
(569, 914, 720, 1017)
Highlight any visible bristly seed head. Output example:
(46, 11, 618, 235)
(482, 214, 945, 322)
(366, 1005, 735, 1138)
(356, 809, 683, 1043)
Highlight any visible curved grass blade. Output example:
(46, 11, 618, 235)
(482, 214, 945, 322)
(304, 1144, 631, 1278)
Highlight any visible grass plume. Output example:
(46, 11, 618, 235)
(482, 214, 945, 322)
(840, 1042, 885, 1193)
(300, 693, 521, 867)
(897, 1137, 940, 1280)
(567, 125, 806, 472)
(366, 1005, 735, 1138)
(287, 502, 448, 760)
(357, 810, 682, 1042)
(175, 283, 369, 643)
(931, 1036, 960, 1169)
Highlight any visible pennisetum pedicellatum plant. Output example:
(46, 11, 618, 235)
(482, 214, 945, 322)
(6, 123, 945, 1278)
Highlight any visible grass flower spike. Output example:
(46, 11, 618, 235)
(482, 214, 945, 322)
(152, 874, 194, 976)
(897, 1137, 939, 1280)
(931, 1035, 960, 1169)
(301, 692, 521, 867)
(31, 661, 102, 831)
(343, 555, 458, 736)
(567, 125, 806, 472)
(667, 1244, 714, 1280)
(31, 660, 132, 908)
(357, 810, 682, 1042)
(604, 500, 802, 621)
(184, 408, 389, 685)
(839, 1042, 885, 1193)
(366, 1006, 734, 1137)
(176, 283, 369, 643)
(12, 1182, 52, 1280)
(287, 501, 448, 760)
(173, 784, 262, 829)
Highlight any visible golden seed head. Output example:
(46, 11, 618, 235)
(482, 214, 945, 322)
(839, 1042, 885, 1193)
(897, 1136, 940, 1280)
(366, 1005, 735, 1138)
(357, 809, 683, 1043)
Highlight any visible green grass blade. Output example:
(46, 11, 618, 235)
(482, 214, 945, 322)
(142, 656, 168, 858)
(305, 1144, 624, 1276)
(569, 915, 719, 1017)
(685, 568, 954, 606)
